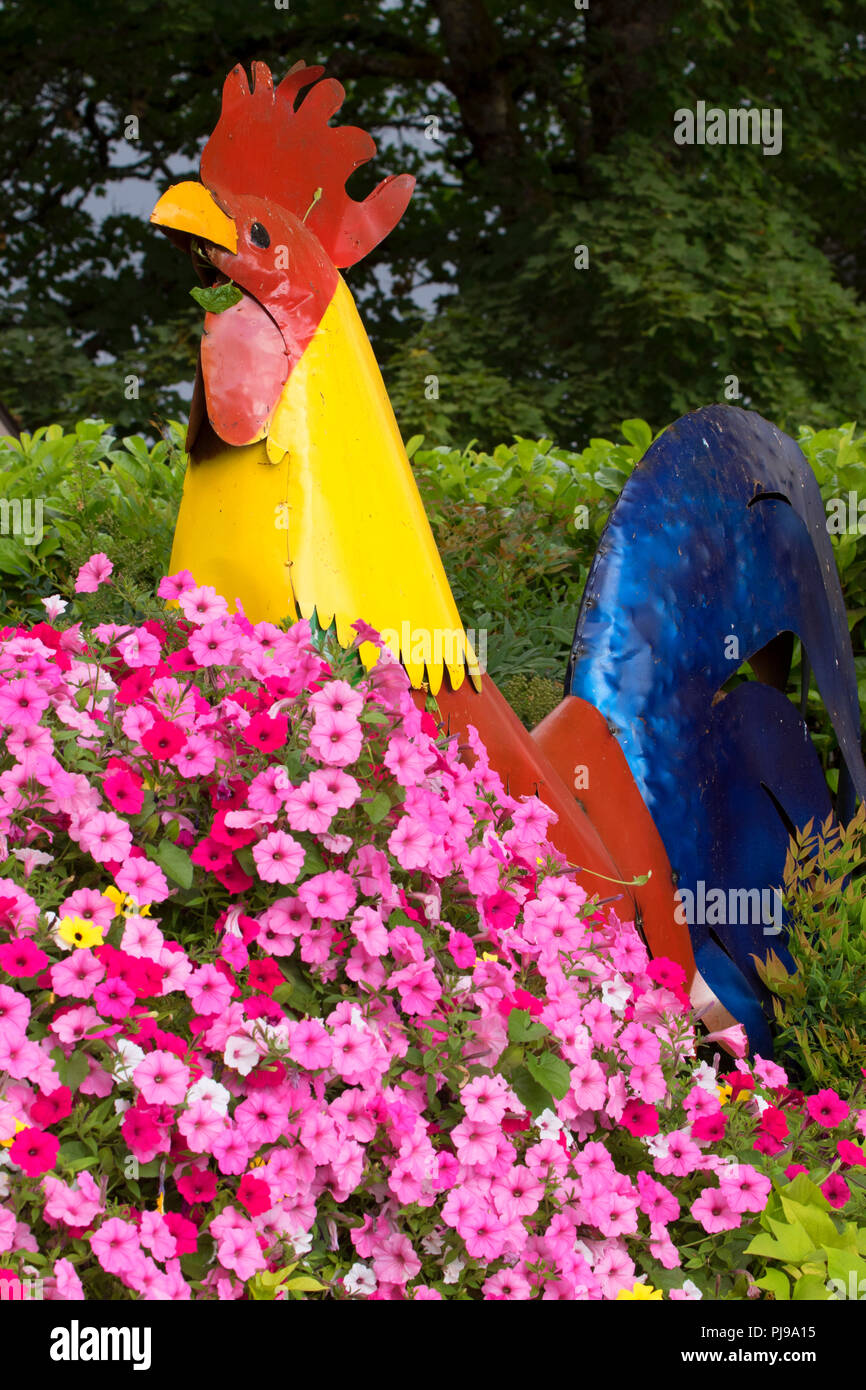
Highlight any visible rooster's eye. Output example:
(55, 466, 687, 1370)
(250, 221, 270, 249)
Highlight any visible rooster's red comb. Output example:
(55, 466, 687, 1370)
(200, 60, 415, 268)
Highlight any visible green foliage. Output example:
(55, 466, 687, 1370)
(796, 421, 866, 717)
(410, 424, 651, 701)
(0, 417, 185, 623)
(500, 674, 563, 729)
(757, 806, 866, 1094)
(5, 1, 866, 445)
(747, 1173, 866, 1302)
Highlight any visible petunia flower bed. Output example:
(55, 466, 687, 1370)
(0, 558, 864, 1301)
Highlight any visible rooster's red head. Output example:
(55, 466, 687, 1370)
(151, 60, 414, 449)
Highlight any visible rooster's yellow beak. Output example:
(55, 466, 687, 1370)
(150, 181, 237, 254)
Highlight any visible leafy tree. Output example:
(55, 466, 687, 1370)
(2, 0, 866, 443)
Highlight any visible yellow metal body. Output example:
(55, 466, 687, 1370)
(169, 276, 479, 693)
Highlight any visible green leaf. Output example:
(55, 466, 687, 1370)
(756, 1267, 790, 1300)
(302, 845, 326, 876)
(155, 837, 194, 889)
(364, 791, 391, 824)
(61, 1050, 90, 1092)
(190, 282, 243, 314)
(824, 1245, 866, 1296)
(361, 707, 390, 726)
(65, 1155, 99, 1173)
(620, 418, 653, 454)
(780, 1196, 849, 1251)
(746, 1216, 815, 1264)
(180, 1251, 211, 1283)
(58, 1140, 90, 1163)
(510, 1064, 553, 1117)
(525, 1050, 571, 1100)
(793, 1273, 832, 1301)
(507, 1008, 548, 1044)
(783, 1172, 834, 1212)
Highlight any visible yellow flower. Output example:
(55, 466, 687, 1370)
(58, 916, 105, 950)
(617, 1282, 663, 1301)
(102, 887, 150, 918)
(717, 1084, 733, 1106)
(155, 1192, 164, 1214)
(0, 1118, 28, 1149)
(480, 952, 498, 963)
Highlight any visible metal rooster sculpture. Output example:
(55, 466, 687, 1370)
(151, 60, 866, 1057)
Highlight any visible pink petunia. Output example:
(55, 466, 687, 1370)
(157, 569, 196, 601)
(133, 1049, 190, 1106)
(189, 620, 237, 667)
(372, 1233, 422, 1285)
(0, 676, 51, 725)
(172, 733, 217, 778)
(90, 1217, 140, 1276)
(0, 982, 30, 1034)
(76, 810, 133, 865)
(115, 855, 170, 904)
(58, 887, 115, 929)
(215, 1222, 266, 1282)
(177, 1100, 226, 1154)
(234, 1091, 287, 1148)
(282, 778, 339, 835)
(714, 1163, 770, 1215)
(212, 1127, 252, 1177)
(178, 584, 228, 625)
(186, 964, 234, 1016)
(288, 1019, 333, 1071)
(74, 552, 113, 593)
(298, 870, 357, 921)
(308, 708, 363, 767)
(654, 1129, 702, 1178)
(690, 1185, 742, 1234)
(252, 830, 305, 886)
(387, 817, 435, 871)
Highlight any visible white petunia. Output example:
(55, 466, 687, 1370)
(535, 1108, 563, 1142)
(114, 1039, 145, 1083)
(224, 1034, 261, 1076)
(601, 973, 631, 1015)
(187, 1076, 232, 1115)
(343, 1262, 377, 1296)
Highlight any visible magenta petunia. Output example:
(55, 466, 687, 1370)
(0, 938, 49, 977)
(10, 1126, 60, 1177)
(806, 1089, 850, 1129)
